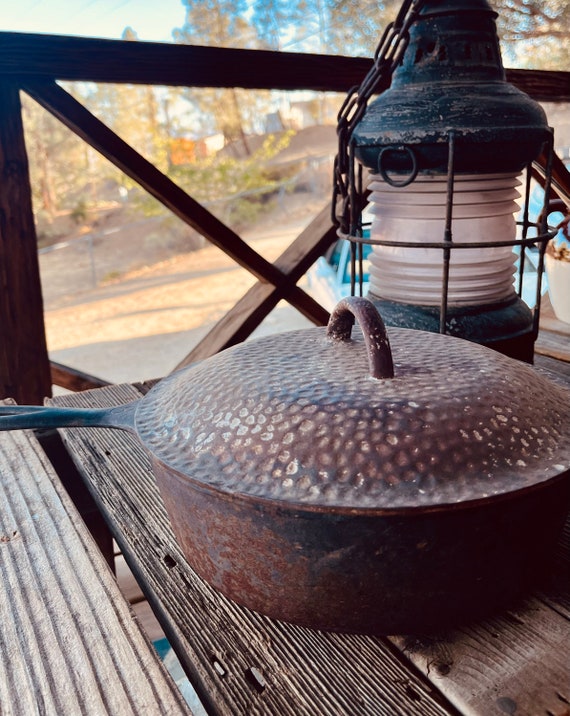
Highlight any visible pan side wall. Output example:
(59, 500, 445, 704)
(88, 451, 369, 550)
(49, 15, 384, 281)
(153, 458, 570, 635)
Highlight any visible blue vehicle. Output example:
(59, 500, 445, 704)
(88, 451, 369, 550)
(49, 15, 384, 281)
(514, 245, 547, 309)
(307, 239, 372, 311)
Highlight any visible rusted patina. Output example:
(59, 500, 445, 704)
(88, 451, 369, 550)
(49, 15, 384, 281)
(1, 297, 570, 633)
(153, 454, 570, 634)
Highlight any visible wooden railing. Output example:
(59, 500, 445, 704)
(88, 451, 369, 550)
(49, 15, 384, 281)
(1, 31, 569, 404)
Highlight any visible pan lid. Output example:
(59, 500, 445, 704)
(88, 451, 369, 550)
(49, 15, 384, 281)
(135, 298, 570, 510)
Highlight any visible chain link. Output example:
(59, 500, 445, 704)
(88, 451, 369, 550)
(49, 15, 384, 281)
(332, 0, 427, 237)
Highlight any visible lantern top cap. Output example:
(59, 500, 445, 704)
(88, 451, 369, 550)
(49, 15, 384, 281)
(349, 0, 549, 174)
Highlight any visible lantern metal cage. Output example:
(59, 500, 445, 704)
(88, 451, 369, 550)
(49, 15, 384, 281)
(332, 0, 558, 363)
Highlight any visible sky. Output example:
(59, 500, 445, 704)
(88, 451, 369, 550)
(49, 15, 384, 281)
(0, 0, 187, 42)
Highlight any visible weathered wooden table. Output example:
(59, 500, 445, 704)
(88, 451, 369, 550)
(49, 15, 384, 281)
(42, 353, 570, 716)
(0, 406, 191, 714)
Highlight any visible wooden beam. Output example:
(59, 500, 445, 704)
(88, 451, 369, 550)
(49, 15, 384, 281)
(0, 32, 372, 92)
(175, 203, 337, 368)
(0, 32, 568, 102)
(50, 361, 111, 392)
(0, 83, 51, 404)
(506, 68, 570, 104)
(23, 79, 329, 326)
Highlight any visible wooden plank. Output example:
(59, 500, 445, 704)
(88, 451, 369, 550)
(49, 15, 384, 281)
(535, 353, 570, 379)
(536, 296, 570, 363)
(535, 330, 570, 362)
(36, 427, 115, 570)
(51, 384, 458, 716)
(0, 32, 371, 92)
(0, 32, 568, 102)
(390, 583, 570, 716)
(50, 360, 111, 392)
(23, 79, 328, 327)
(0, 411, 190, 714)
(175, 203, 337, 367)
(0, 82, 51, 404)
(506, 68, 570, 104)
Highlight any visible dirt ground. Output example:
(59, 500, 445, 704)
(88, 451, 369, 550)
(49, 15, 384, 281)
(41, 197, 323, 386)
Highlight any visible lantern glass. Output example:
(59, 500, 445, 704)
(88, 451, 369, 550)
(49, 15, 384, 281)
(367, 172, 522, 306)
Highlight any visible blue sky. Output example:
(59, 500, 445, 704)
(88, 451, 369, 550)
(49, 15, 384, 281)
(0, 0, 187, 42)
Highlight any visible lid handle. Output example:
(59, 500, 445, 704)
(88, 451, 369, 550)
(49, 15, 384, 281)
(327, 297, 395, 380)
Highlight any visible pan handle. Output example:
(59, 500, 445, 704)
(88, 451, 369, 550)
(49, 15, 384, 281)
(0, 402, 137, 433)
(327, 297, 395, 380)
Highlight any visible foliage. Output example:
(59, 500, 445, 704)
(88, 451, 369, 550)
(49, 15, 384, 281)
(252, 0, 570, 67)
(70, 199, 88, 225)
(172, 0, 570, 69)
(133, 131, 295, 228)
(491, 0, 570, 68)
(21, 93, 89, 222)
(173, 0, 261, 148)
(251, 0, 300, 50)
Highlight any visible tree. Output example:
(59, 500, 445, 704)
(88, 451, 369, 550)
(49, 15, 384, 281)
(251, 0, 295, 50)
(21, 93, 92, 227)
(173, 0, 270, 151)
(262, 0, 570, 68)
(321, 0, 400, 57)
(491, 0, 570, 68)
(174, 0, 254, 48)
(321, 0, 570, 68)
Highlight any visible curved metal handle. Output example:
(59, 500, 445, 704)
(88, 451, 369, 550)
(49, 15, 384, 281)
(0, 403, 138, 432)
(377, 145, 418, 187)
(326, 297, 395, 380)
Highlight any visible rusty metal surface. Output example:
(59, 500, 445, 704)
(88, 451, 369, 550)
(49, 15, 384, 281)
(153, 455, 570, 634)
(136, 300, 570, 509)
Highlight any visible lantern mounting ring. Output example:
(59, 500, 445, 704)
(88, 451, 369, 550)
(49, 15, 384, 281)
(377, 145, 418, 187)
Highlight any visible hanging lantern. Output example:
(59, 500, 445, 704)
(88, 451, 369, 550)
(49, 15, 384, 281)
(333, 0, 556, 362)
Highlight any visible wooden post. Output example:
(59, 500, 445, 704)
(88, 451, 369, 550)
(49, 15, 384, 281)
(0, 82, 51, 403)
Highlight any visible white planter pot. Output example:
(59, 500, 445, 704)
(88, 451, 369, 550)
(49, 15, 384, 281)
(545, 253, 570, 324)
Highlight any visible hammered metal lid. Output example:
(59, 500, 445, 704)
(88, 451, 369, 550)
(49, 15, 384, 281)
(135, 298, 570, 510)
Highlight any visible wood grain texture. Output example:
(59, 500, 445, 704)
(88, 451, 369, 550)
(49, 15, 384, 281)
(535, 354, 570, 379)
(0, 83, 51, 404)
(0, 411, 190, 714)
(51, 384, 457, 716)
(391, 590, 570, 716)
(535, 331, 570, 363)
(0, 32, 568, 102)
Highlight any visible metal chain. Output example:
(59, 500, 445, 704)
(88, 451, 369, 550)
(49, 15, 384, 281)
(332, 0, 427, 238)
